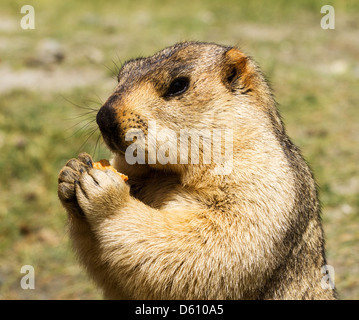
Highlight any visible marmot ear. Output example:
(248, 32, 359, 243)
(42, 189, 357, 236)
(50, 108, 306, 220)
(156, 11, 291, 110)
(222, 48, 253, 93)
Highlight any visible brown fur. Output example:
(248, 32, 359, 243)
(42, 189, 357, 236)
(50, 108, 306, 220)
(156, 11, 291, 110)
(58, 41, 337, 299)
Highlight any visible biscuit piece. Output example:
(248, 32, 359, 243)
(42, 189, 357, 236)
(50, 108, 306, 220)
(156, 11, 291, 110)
(93, 159, 128, 182)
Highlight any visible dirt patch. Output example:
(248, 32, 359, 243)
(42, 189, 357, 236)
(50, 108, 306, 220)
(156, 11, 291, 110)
(0, 65, 113, 94)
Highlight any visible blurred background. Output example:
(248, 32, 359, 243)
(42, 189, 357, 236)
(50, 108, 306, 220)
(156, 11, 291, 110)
(0, 0, 358, 299)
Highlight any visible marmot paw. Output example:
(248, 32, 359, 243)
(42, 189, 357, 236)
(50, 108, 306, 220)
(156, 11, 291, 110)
(58, 153, 129, 219)
(58, 152, 94, 218)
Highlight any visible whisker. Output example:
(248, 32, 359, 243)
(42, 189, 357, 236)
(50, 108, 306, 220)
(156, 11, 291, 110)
(112, 58, 121, 75)
(65, 119, 97, 140)
(93, 133, 103, 160)
(84, 98, 103, 107)
(61, 92, 107, 159)
(94, 94, 104, 105)
(69, 111, 98, 120)
(75, 126, 99, 156)
(115, 52, 123, 70)
(61, 95, 99, 112)
(60, 95, 100, 139)
(102, 62, 119, 80)
(102, 54, 124, 81)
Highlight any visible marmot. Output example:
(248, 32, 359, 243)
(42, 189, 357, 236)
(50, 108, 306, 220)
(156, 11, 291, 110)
(58, 41, 337, 299)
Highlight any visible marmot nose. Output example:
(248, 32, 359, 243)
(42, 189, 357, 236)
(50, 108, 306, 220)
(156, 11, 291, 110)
(96, 104, 117, 134)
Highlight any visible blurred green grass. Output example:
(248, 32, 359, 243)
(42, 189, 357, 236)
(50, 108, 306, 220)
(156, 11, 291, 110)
(0, 0, 358, 299)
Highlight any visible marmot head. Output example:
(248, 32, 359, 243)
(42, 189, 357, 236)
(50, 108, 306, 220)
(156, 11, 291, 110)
(96, 41, 282, 172)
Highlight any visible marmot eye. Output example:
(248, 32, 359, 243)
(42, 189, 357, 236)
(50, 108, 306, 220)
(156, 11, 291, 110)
(165, 77, 189, 97)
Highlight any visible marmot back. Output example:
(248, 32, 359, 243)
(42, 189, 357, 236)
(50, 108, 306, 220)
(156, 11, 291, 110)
(58, 41, 337, 299)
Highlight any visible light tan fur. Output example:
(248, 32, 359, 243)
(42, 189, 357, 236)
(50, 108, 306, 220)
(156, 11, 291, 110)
(58, 42, 336, 299)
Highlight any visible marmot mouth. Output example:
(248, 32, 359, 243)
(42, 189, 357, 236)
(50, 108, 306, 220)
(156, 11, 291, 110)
(100, 130, 127, 156)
